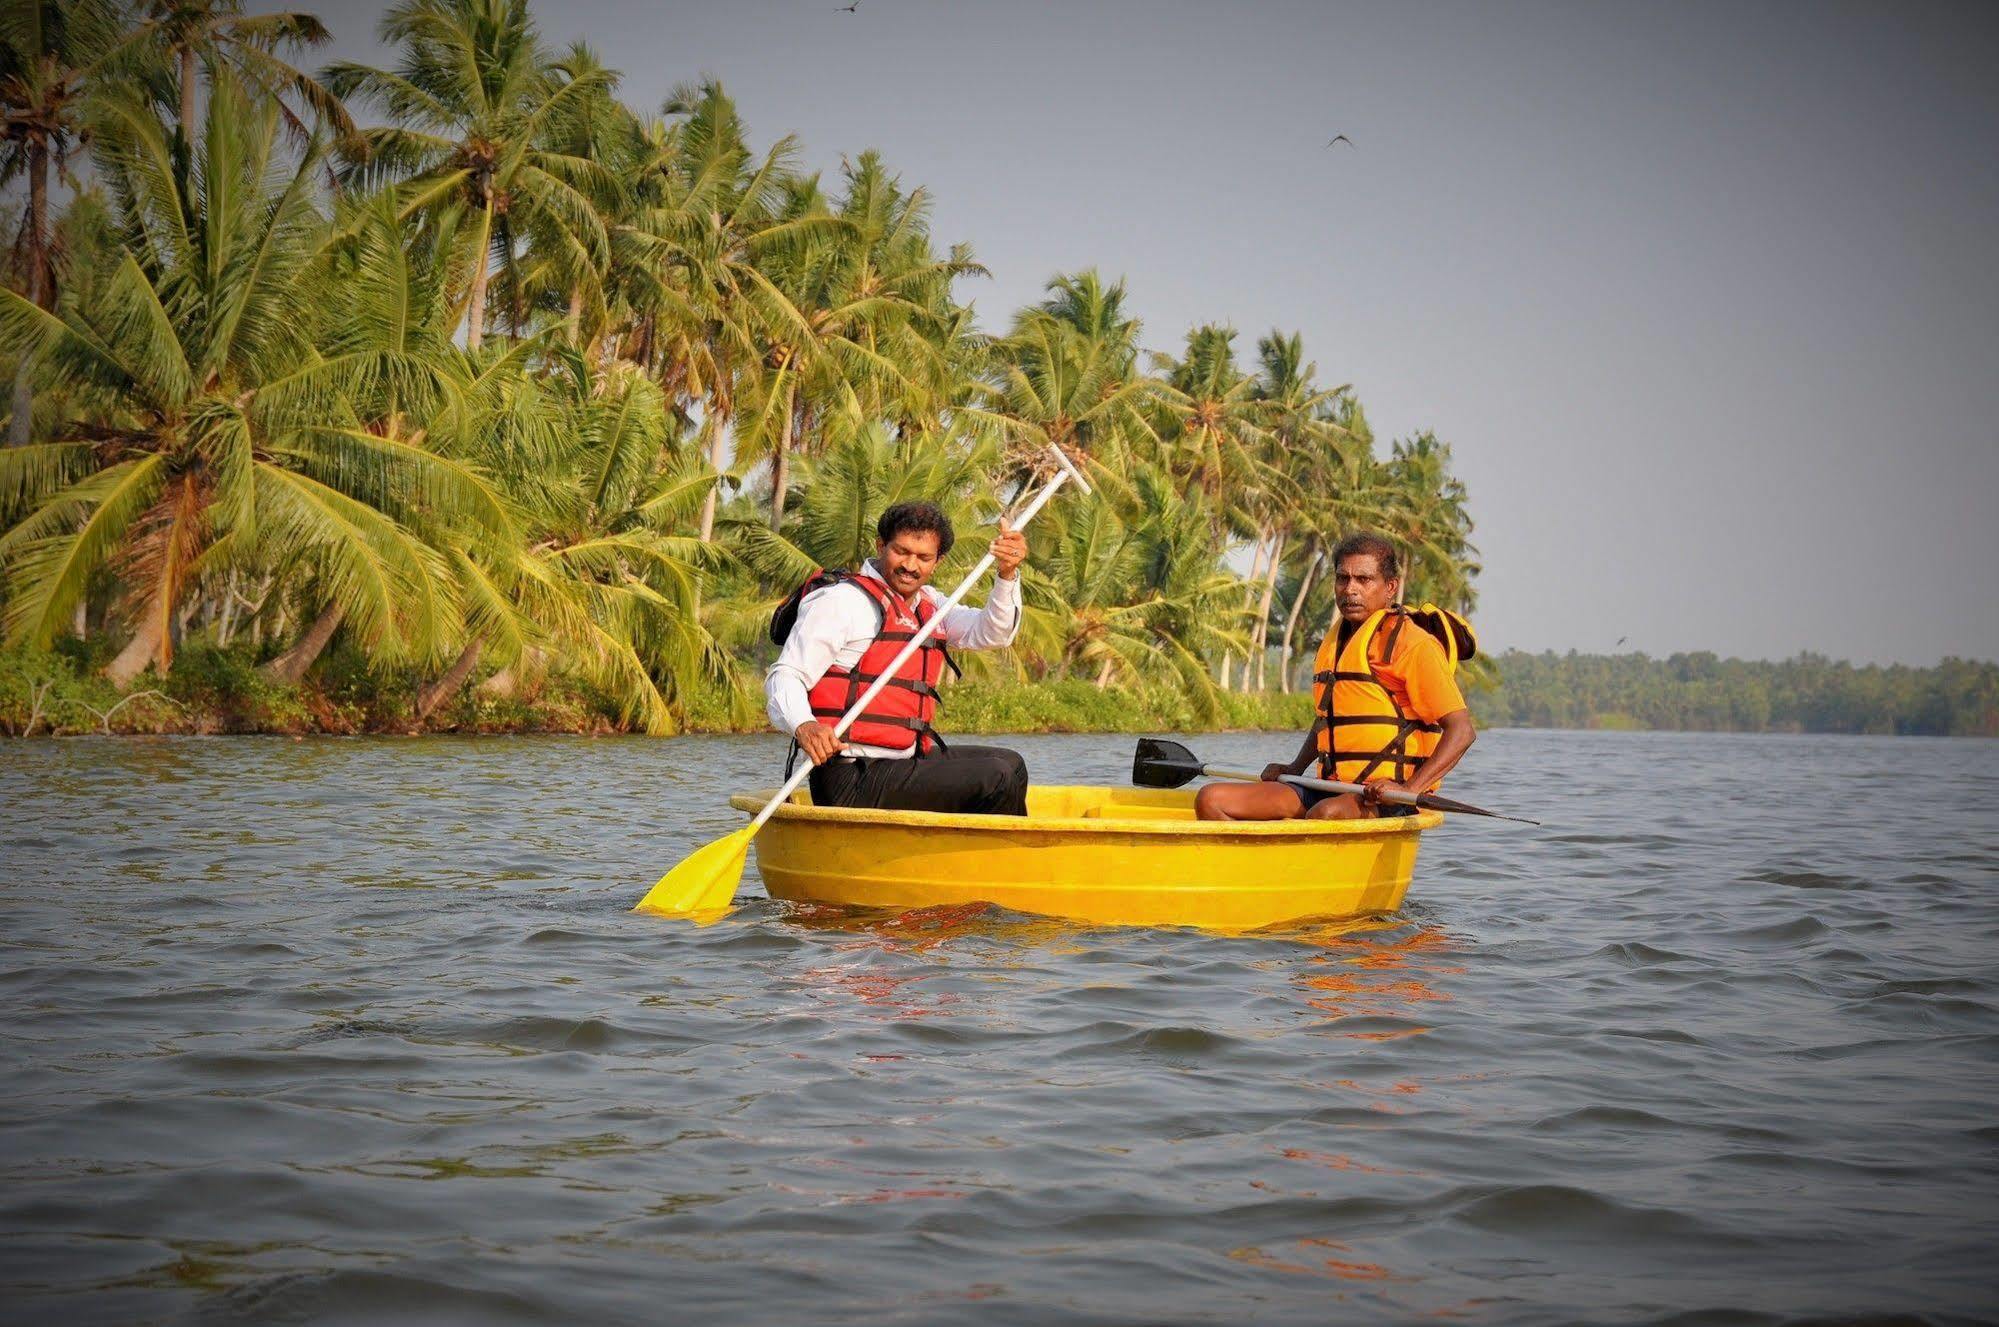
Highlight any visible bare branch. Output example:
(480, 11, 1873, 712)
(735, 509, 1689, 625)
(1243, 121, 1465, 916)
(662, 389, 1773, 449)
(64, 689, 186, 734)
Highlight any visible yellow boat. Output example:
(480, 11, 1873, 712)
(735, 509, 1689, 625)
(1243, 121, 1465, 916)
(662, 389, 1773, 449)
(726, 784, 1444, 930)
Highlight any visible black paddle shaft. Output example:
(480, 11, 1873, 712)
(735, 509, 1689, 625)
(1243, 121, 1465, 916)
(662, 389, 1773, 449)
(1131, 737, 1539, 825)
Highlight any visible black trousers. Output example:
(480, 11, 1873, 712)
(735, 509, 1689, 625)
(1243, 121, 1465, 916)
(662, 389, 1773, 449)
(808, 744, 1029, 816)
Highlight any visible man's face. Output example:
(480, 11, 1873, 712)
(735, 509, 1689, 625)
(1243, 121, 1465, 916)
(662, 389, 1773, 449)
(877, 529, 943, 600)
(1332, 553, 1399, 624)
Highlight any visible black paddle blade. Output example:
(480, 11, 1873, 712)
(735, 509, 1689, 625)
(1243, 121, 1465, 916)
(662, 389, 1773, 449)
(1133, 737, 1204, 788)
(1415, 791, 1541, 825)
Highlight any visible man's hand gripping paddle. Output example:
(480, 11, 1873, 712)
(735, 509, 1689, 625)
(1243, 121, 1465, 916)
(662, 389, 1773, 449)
(1131, 737, 1540, 824)
(634, 446, 1093, 921)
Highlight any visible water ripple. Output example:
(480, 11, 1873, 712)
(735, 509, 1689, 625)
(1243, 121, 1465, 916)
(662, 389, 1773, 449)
(3, 730, 1996, 1324)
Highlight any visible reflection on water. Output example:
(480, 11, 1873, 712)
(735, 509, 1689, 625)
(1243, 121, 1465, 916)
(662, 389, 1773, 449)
(1293, 924, 1459, 1023)
(783, 898, 1098, 952)
(3, 730, 1997, 1325)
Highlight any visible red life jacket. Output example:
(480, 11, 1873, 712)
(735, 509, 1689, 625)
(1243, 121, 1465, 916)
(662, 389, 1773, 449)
(792, 570, 952, 754)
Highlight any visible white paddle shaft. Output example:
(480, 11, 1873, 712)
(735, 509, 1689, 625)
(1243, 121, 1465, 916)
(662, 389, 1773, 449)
(747, 447, 1090, 835)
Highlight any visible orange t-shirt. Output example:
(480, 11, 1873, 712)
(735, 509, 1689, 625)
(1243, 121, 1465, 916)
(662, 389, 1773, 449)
(1345, 616, 1467, 723)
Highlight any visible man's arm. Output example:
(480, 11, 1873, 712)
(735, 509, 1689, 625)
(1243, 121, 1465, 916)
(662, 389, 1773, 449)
(1403, 708, 1474, 796)
(1262, 724, 1322, 782)
(765, 585, 867, 765)
(1365, 630, 1475, 802)
(933, 519, 1027, 648)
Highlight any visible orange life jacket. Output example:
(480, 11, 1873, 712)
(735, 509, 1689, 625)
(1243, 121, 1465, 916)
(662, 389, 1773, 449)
(794, 570, 952, 755)
(1311, 604, 1475, 784)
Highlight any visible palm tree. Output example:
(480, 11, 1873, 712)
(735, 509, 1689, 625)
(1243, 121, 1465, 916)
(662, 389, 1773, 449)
(259, 191, 515, 685)
(0, 74, 488, 686)
(974, 270, 1158, 493)
(1383, 429, 1479, 612)
(397, 353, 721, 732)
(1147, 324, 1270, 687)
(508, 40, 631, 350)
(731, 424, 996, 583)
(1149, 324, 1270, 536)
(740, 151, 984, 526)
(972, 453, 1242, 724)
(1271, 395, 1393, 691)
(0, 1, 1488, 730)
(1, 0, 124, 446)
(324, 0, 614, 350)
(1245, 330, 1346, 689)
(1013, 485, 1189, 695)
(120, 0, 353, 146)
(607, 79, 828, 542)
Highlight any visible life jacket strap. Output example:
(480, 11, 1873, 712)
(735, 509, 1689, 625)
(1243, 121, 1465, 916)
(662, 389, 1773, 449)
(1318, 753, 1426, 778)
(844, 672, 942, 699)
(1321, 714, 1442, 734)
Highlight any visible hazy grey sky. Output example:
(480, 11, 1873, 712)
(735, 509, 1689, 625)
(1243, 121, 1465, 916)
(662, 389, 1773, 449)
(304, 0, 1999, 666)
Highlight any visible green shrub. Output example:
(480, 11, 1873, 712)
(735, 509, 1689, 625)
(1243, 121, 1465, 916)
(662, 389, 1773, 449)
(0, 648, 185, 734)
(3, 642, 1322, 739)
(162, 644, 313, 733)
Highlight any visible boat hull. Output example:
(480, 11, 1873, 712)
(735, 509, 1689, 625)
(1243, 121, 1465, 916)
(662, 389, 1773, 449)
(728, 784, 1442, 929)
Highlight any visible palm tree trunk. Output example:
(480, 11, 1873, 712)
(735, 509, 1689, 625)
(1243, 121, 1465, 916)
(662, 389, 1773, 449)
(466, 197, 494, 351)
(260, 603, 345, 685)
(105, 598, 169, 689)
(245, 573, 273, 649)
(566, 286, 584, 348)
(7, 361, 32, 448)
(696, 408, 728, 542)
(415, 634, 485, 722)
(180, 45, 197, 136)
(769, 381, 797, 526)
(1252, 528, 1286, 691)
(216, 572, 239, 646)
(1277, 540, 1320, 693)
(477, 646, 544, 699)
(1230, 528, 1271, 693)
(7, 142, 48, 447)
(1245, 530, 1270, 601)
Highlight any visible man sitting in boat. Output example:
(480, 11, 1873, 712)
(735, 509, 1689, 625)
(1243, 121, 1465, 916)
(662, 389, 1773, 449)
(766, 501, 1031, 815)
(1196, 532, 1477, 821)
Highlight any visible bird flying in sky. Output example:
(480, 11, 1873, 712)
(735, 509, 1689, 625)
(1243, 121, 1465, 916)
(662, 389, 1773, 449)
(1326, 134, 1354, 148)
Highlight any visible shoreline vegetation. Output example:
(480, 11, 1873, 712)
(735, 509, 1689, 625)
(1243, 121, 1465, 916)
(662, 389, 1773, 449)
(4, 644, 1991, 738)
(2, 2, 1992, 746)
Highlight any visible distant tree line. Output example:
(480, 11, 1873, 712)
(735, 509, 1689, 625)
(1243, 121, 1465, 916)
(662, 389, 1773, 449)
(1476, 651, 1999, 738)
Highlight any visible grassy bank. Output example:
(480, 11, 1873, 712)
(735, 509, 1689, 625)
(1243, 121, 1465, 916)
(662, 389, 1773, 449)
(0, 646, 1316, 738)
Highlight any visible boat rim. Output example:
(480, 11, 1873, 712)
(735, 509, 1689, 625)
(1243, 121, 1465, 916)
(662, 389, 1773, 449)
(728, 788, 1445, 837)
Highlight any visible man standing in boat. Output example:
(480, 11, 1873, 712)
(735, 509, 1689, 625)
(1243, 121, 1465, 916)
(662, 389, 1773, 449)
(1196, 532, 1477, 821)
(766, 501, 1031, 815)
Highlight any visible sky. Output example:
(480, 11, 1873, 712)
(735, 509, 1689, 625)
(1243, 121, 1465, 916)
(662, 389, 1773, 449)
(297, 0, 1999, 666)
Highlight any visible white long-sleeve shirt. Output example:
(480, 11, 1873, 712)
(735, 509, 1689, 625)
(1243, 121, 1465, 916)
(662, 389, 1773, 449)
(765, 559, 1021, 759)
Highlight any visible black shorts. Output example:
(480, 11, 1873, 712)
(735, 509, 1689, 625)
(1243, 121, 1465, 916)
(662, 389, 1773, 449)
(1287, 783, 1415, 817)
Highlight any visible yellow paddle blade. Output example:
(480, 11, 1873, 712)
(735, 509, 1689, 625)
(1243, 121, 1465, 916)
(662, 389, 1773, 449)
(633, 825, 752, 920)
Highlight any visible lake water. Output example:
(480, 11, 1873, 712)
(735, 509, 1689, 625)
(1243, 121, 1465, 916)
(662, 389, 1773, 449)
(2, 730, 1995, 1325)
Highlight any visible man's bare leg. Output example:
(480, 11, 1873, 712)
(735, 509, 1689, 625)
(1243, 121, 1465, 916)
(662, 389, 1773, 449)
(1194, 782, 1307, 821)
(1305, 792, 1372, 820)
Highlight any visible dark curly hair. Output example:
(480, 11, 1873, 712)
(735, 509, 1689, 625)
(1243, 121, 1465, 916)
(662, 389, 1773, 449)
(1330, 531, 1400, 580)
(876, 501, 956, 557)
